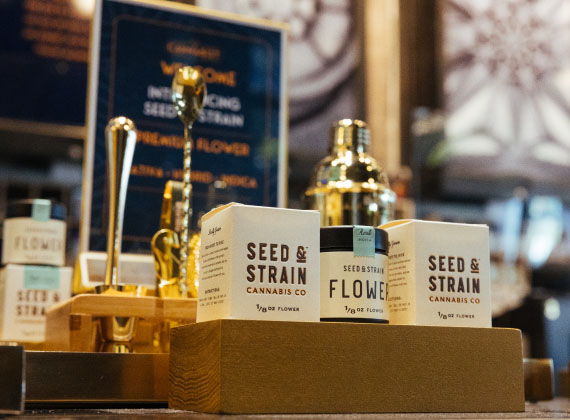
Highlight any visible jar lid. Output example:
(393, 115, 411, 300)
(320, 225, 389, 253)
(6, 199, 66, 221)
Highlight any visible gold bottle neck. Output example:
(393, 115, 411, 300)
(330, 119, 370, 154)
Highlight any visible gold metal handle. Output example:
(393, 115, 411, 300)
(172, 67, 206, 297)
(104, 116, 137, 287)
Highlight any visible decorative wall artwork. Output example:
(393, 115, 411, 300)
(443, 0, 570, 194)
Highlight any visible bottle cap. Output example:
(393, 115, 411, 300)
(330, 119, 370, 152)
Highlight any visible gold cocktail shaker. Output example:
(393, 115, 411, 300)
(305, 119, 395, 226)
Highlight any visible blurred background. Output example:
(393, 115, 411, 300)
(1, 0, 569, 391)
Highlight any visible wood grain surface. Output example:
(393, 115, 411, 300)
(44, 294, 196, 352)
(169, 320, 525, 414)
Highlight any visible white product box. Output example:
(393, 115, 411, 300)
(197, 203, 320, 323)
(380, 220, 491, 327)
(0, 264, 72, 342)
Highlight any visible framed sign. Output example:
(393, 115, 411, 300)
(80, 0, 287, 254)
(0, 0, 89, 134)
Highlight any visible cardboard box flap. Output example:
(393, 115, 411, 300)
(200, 202, 242, 223)
(380, 219, 488, 229)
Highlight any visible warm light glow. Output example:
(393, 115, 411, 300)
(71, 0, 95, 18)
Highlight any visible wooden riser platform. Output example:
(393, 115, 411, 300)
(170, 320, 525, 414)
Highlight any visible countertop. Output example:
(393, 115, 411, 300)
(12, 399, 570, 419)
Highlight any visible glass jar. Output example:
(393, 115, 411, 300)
(2, 199, 66, 266)
(320, 225, 389, 323)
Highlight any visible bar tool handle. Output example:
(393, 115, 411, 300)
(105, 117, 137, 287)
(172, 66, 206, 296)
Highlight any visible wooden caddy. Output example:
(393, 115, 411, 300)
(45, 294, 196, 353)
(169, 320, 525, 414)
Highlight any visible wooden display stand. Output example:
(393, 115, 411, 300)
(169, 320, 525, 414)
(45, 294, 196, 353)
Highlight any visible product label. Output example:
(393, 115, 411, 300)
(2, 218, 66, 266)
(0, 266, 71, 342)
(199, 223, 230, 313)
(320, 251, 388, 321)
(24, 266, 60, 290)
(387, 237, 414, 322)
(353, 226, 375, 257)
(31, 199, 52, 222)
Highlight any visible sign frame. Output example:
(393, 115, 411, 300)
(79, 0, 288, 255)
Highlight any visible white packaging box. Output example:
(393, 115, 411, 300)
(0, 264, 72, 342)
(380, 220, 492, 327)
(197, 203, 320, 323)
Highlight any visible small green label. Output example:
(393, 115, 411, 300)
(24, 266, 60, 290)
(328, 165, 340, 181)
(31, 199, 51, 222)
(353, 226, 375, 257)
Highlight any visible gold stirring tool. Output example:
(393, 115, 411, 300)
(171, 66, 206, 298)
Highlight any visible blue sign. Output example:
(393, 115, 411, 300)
(0, 0, 88, 127)
(82, 0, 287, 253)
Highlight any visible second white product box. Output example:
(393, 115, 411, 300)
(380, 219, 492, 327)
(0, 264, 72, 343)
(198, 203, 320, 323)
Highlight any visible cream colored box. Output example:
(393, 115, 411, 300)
(380, 220, 491, 327)
(197, 203, 320, 323)
(0, 264, 72, 342)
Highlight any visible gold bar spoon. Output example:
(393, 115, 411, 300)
(171, 66, 206, 297)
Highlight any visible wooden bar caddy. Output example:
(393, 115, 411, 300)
(45, 294, 196, 353)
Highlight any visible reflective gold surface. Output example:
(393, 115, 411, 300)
(158, 180, 183, 233)
(186, 232, 200, 298)
(151, 231, 200, 299)
(94, 285, 146, 353)
(98, 316, 138, 353)
(171, 67, 206, 298)
(172, 67, 206, 128)
(305, 119, 396, 226)
(104, 117, 137, 287)
(152, 180, 200, 298)
(152, 229, 181, 298)
(99, 117, 139, 353)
